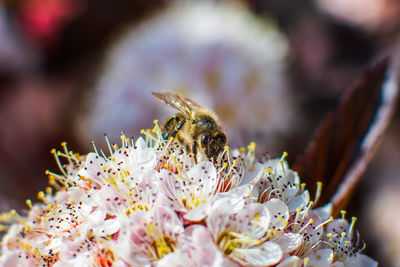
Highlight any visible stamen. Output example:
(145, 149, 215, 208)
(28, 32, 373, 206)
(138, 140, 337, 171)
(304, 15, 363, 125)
(301, 183, 306, 191)
(104, 134, 114, 155)
(92, 141, 100, 156)
(314, 182, 323, 205)
(26, 199, 33, 209)
(313, 216, 334, 233)
(293, 257, 300, 267)
(279, 152, 288, 176)
(349, 217, 357, 236)
(61, 142, 71, 164)
(303, 257, 309, 267)
(299, 218, 314, 234)
(340, 210, 347, 219)
(51, 149, 67, 177)
(37, 191, 50, 205)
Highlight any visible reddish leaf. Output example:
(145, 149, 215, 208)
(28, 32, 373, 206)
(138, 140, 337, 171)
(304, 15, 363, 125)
(294, 58, 399, 215)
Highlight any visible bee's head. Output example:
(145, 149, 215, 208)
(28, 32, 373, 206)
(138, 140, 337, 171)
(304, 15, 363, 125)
(200, 131, 226, 160)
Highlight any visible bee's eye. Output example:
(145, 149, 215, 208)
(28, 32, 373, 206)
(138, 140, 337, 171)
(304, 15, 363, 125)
(201, 135, 209, 146)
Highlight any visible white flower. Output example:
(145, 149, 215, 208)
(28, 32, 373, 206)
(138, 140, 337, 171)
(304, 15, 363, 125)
(116, 204, 183, 266)
(158, 161, 220, 222)
(206, 197, 284, 266)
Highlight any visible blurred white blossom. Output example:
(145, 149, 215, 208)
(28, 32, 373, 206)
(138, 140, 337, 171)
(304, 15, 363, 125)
(82, 1, 292, 150)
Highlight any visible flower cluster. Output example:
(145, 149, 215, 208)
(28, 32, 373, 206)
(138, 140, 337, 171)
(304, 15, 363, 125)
(0, 122, 377, 266)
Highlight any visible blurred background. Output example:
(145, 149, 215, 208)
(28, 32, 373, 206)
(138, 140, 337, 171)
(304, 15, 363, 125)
(0, 0, 399, 265)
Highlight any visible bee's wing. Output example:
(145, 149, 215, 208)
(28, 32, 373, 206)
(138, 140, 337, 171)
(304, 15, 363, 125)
(183, 97, 201, 109)
(152, 92, 198, 120)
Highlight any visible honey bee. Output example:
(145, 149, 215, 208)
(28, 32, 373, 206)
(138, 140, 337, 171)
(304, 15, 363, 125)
(152, 92, 227, 163)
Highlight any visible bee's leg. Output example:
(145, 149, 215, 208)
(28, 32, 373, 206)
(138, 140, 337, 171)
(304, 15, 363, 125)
(170, 119, 186, 139)
(162, 116, 178, 140)
(192, 140, 198, 164)
(183, 143, 190, 153)
(161, 116, 182, 140)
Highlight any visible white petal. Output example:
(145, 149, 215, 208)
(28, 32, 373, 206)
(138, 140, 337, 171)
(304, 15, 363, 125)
(342, 254, 378, 267)
(206, 197, 245, 238)
(134, 137, 147, 150)
(276, 256, 302, 267)
(231, 241, 282, 266)
(313, 203, 332, 221)
(234, 202, 271, 239)
(326, 219, 349, 236)
(274, 233, 302, 255)
(240, 162, 263, 186)
(287, 190, 310, 212)
(186, 161, 217, 187)
(130, 147, 156, 170)
(80, 152, 107, 183)
(331, 262, 345, 267)
(264, 198, 289, 231)
(97, 218, 120, 236)
(308, 248, 334, 266)
(184, 204, 208, 222)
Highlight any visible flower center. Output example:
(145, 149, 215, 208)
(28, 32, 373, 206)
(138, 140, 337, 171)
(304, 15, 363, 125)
(216, 230, 261, 256)
(151, 235, 177, 259)
(145, 222, 177, 260)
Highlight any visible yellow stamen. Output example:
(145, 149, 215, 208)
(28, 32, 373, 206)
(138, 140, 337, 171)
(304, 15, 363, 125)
(51, 148, 67, 177)
(340, 210, 347, 219)
(303, 257, 309, 267)
(45, 187, 52, 195)
(314, 181, 323, 205)
(26, 199, 33, 209)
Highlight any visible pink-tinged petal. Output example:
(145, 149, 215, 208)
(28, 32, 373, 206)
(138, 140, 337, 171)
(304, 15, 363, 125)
(52, 252, 93, 267)
(153, 205, 184, 236)
(0, 251, 35, 267)
(180, 225, 240, 267)
(155, 250, 191, 267)
(117, 205, 184, 265)
(230, 241, 282, 266)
